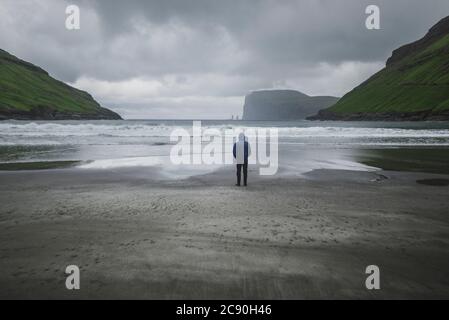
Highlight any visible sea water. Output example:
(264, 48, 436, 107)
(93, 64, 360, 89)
(1, 120, 449, 176)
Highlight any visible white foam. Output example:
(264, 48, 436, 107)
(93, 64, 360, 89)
(0, 122, 173, 137)
(78, 156, 163, 169)
(77, 155, 223, 179)
(1, 121, 449, 146)
(1, 122, 448, 137)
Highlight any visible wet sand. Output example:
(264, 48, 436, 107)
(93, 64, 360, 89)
(0, 164, 448, 299)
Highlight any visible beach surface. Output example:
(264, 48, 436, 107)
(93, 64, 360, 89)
(1, 164, 448, 299)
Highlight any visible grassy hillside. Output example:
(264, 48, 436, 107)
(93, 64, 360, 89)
(0, 49, 121, 120)
(310, 16, 449, 121)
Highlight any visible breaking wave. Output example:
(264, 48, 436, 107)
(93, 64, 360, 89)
(1, 120, 449, 146)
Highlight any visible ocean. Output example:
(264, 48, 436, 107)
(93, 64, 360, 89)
(1, 120, 449, 176)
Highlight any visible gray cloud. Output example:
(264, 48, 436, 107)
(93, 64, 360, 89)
(1, 0, 448, 118)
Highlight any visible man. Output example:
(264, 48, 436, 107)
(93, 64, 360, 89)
(233, 133, 251, 186)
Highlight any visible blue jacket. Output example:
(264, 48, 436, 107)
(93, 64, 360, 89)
(233, 140, 250, 164)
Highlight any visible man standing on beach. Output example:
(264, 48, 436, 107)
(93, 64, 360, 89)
(233, 133, 251, 186)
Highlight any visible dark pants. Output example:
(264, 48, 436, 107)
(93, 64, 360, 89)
(236, 163, 248, 186)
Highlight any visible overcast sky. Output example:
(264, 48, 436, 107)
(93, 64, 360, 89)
(1, 0, 448, 119)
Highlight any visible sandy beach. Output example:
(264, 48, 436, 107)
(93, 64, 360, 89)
(1, 164, 448, 299)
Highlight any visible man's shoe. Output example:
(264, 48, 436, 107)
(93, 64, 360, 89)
(235, 184, 241, 186)
(244, 184, 247, 187)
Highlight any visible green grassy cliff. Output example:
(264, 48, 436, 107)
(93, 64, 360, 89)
(0, 49, 121, 120)
(309, 16, 449, 121)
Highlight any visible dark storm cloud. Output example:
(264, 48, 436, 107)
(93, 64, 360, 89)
(80, 0, 449, 65)
(1, 0, 448, 118)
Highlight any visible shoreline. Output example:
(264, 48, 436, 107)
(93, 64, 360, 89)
(1, 146, 449, 175)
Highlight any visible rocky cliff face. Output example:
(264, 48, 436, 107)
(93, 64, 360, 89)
(309, 16, 449, 121)
(242, 90, 339, 120)
(0, 49, 122, 120)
